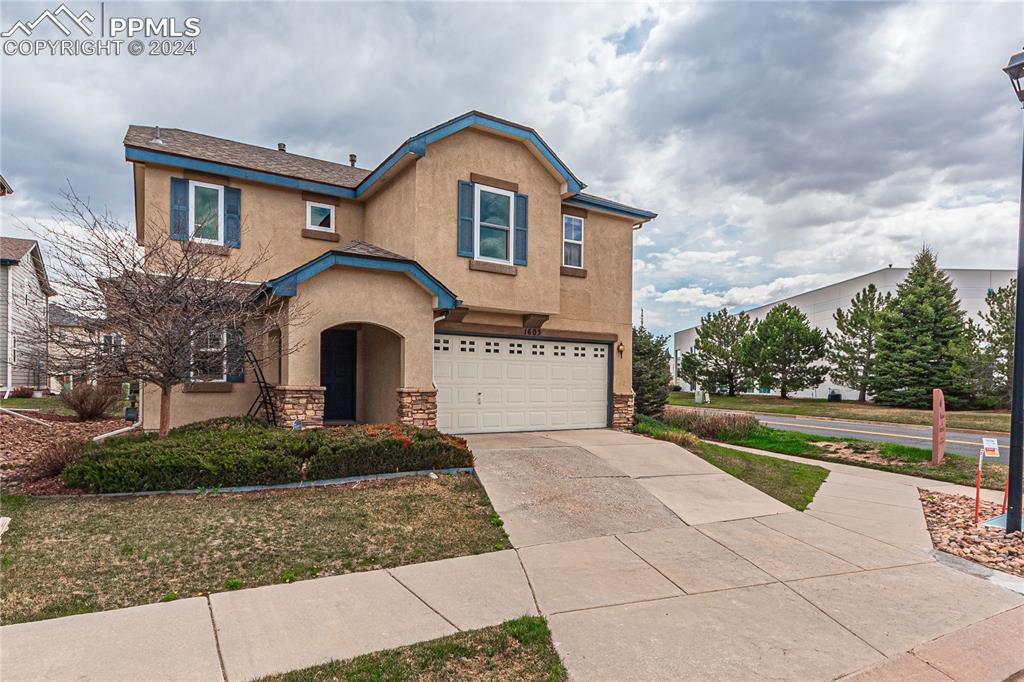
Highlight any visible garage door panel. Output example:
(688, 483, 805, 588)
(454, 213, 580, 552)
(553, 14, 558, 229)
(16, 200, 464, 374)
(435, 334, 609, 434)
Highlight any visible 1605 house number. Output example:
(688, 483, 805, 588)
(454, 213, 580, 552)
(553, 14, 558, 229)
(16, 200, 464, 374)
(523, 328, 542, 336)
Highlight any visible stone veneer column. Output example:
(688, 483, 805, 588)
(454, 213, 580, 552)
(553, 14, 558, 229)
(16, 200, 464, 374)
(397, 388, 438, 429)
(270, 385, 325, 429)
(611, 393, 636, 431)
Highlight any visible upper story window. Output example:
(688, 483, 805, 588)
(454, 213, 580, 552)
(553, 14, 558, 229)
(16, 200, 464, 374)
(563, 215, 584, 268)
(189, 180, 224, 245)
(475, 184, 515, 264)
(306, 201, 335, 232)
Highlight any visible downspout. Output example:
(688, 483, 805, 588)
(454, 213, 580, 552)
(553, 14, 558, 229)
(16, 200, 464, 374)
(92, 378, 144, 442)
(4, 267, 12, 397)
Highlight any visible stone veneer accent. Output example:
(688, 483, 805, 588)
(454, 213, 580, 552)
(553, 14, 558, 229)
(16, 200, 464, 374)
(270, 385, 325, 429)
(611, 393, 636, 431)
(397, 388, 438, 429)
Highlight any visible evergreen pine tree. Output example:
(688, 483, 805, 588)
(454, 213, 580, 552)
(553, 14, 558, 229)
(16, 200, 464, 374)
(973, 279, 1016, 407)
(870, 248, 970, 407)
(632, 325, 671, 418)
(742, 303, 827, 399)
(827, 284, 890, 401)
(691, 309, 753, 396)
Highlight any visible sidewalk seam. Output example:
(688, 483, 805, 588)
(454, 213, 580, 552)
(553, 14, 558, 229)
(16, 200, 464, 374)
(612, 534, 689, 594)
(779, 582, 889, 660)
(205, 595, 229, 682)
(386, 570, 461, 632)
(513, 549, 543, 616)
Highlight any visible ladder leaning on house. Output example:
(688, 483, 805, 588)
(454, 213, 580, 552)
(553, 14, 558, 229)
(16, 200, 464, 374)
(245, 350, 277, 425)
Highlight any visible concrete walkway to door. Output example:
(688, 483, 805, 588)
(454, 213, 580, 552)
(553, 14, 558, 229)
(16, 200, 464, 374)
(467, 429, 1024, 681)
(3, 430, 1022, 681)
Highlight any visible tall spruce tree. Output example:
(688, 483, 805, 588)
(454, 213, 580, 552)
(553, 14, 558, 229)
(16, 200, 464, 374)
(973, 279, 1016, 408)
(691, 308, 753, 396)
(827, 284, 890, 402)
(632, 325, 671, 419)
(743, 303, 827, 399)
(870, 248, 970, 408)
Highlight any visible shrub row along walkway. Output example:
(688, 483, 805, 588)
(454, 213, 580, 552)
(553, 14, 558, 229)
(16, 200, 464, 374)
(4, 430, 1023, 681)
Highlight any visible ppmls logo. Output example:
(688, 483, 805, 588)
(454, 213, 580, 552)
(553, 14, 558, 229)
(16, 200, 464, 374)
(1, 4, 94, 38)
(3, 3, 201, 57)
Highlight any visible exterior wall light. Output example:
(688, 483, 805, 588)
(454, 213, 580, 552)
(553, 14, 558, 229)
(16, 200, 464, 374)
(616, 342, 625, 358)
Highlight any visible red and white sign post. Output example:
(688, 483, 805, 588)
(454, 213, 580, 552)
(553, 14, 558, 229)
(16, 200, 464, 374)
(976, 437, 1001, 525)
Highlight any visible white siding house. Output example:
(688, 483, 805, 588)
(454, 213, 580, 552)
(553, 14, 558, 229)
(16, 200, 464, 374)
(1, 238, 54, 392)
(673, 267, 1014, 400)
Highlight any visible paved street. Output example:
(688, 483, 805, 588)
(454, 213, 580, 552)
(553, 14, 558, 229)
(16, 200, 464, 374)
(3, 430, 1022, 681)
(748, 412, 1010, 463)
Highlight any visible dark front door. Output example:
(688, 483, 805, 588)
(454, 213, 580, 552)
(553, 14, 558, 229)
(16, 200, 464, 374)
(321, 329, 357, 421)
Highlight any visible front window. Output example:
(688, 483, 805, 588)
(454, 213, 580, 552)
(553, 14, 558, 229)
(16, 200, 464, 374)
(189, 181, 224, 244)
(306, 201, 335, 232)
(102, 333, 123, 354)
(192, 328, 227, 382)
(475, 184, 514, 263)
(563, 215, 584, 268)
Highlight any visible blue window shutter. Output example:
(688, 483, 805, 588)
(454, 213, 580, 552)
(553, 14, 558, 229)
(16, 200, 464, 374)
(457, 180, 474, 257)
(513, 193, 528, 265)
(170, 178, 189, 241)
(225, 327, 245, 382)
(224, 187, 241, 248)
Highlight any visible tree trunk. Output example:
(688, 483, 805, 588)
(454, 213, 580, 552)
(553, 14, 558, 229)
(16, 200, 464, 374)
(159, 385, 172, 437)
(858, 386, 867, 402)
(780, 385, 788, 399)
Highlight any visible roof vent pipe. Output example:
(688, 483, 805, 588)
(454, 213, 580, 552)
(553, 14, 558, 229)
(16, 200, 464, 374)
(349, 153, 357, 167)
(151, 126, 164, 145)
(278, 142, 286, 152)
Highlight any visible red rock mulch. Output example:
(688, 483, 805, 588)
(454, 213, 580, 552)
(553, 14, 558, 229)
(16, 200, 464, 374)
(0, 413, 127, 495)
(919, 489, 1024, 578)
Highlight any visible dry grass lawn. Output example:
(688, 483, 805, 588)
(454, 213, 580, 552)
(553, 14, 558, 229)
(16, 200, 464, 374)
(258, 616, 566, 682)
(0, 474, 508, 625)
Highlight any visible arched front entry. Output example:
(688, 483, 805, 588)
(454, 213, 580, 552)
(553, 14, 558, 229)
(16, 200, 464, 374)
(320, 322, 404, 424)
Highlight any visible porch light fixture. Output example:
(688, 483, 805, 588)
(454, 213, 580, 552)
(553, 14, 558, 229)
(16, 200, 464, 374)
(616, 342, 625, 358)
(1001, 46, 1024, 534)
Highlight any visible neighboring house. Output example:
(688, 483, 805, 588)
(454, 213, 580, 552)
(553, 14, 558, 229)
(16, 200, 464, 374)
(673, 266, 1014, 400)
(47, 303, 101, 393)
(124, 111, 656, 433)
(0, 237, 55, 392)
(0, 175, 12, 197)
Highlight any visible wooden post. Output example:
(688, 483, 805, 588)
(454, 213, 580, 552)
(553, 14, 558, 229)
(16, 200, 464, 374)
(932, 388, 946, 465)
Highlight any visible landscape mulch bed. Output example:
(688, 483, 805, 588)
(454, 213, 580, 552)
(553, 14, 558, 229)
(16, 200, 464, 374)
(919, 489, 1024, 578)
(0, 413, 127, 495)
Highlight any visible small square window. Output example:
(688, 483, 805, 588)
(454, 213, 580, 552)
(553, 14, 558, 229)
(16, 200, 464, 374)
(460, 339, 476, 353)
(433, 338, 450, 352)
(508, 342, 523, 355)
(573, 346, 586, 358)
(531, 344, 545, 356)
(552, 345, 566, 357)
(485, 341, 501, 354)
(307, 201, 335, 232)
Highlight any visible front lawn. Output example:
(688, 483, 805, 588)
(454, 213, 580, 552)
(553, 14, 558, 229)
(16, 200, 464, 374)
(0, 395, 71, 416)
(257, 616, 566, 682)
(689, 441, 828, 511)
(667, 391, 1010, 433)
(0, 474, 508, 624)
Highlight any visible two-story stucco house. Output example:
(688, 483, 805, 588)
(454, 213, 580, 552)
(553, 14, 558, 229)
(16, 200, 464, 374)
(1, 237, 54, 393)
(123, 111, 655, 433)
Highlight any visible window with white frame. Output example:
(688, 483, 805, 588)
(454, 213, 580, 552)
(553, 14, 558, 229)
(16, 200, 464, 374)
(189, 180, 224, 244)
(192, 328, 228, 381)
(101, 333, 124, 354)
(475, 184, 514, 264)
(563, 215, 584, 268)
(306, 201, 335, 232)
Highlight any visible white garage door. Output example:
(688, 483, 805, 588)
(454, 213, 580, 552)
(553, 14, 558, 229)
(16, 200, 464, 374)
(433, 334, 610, 434)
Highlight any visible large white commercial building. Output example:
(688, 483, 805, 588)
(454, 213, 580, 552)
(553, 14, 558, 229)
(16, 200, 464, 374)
(672, 267, 1014, 400)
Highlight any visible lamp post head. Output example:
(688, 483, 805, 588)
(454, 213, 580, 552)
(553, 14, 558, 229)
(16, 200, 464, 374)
(1004, 48, 1024, 104)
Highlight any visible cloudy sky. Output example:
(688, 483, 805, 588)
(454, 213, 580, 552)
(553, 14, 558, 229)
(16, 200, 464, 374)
(1, 1, 1022, 338)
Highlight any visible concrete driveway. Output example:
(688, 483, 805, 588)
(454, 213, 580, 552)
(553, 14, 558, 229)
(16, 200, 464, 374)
(466, 429, 1024, 681)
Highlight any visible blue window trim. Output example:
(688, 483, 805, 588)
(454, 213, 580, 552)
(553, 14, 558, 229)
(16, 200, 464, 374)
(125, 111, 589, 201)
(263, 251, 461, 309)
(562, 195, 658, 222)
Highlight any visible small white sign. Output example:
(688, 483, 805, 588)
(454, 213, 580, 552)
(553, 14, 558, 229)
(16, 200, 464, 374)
(982, 437, 1000, 458)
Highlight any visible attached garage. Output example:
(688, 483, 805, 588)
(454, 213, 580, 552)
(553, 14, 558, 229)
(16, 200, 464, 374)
(433, 333, 611, 434)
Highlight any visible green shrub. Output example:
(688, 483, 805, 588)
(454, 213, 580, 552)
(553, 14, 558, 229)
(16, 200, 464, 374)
(633, 415, 700, 448)
(661, 409, 758, 441)
(62, 421, 473, 493)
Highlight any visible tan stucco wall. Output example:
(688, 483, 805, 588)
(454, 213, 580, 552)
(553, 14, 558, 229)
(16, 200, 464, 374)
(362, 164, 417, 258)
(142, 381, 260, 431)
(137, 164, 365, 282)
(283, 265, 434, 390)
(358, 324, 402, 423)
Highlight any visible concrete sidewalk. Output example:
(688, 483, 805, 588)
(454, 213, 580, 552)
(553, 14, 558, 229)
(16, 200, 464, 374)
(2, 429, 1021, 681)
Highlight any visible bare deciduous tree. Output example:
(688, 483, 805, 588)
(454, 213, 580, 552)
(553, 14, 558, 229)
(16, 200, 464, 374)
(25, 187, 306, 436)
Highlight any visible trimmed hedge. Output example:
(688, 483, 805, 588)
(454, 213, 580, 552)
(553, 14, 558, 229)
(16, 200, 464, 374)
(63, 419, 473, 493)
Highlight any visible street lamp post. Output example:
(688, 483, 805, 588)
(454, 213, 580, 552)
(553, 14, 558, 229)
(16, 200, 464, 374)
(1002, 48, 1024, 534)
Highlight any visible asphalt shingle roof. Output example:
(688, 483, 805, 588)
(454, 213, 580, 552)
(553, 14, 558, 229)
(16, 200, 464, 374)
(124, 126, 372, 189)
(0, 236, 36, 262)
(335, 240, 409, 261)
